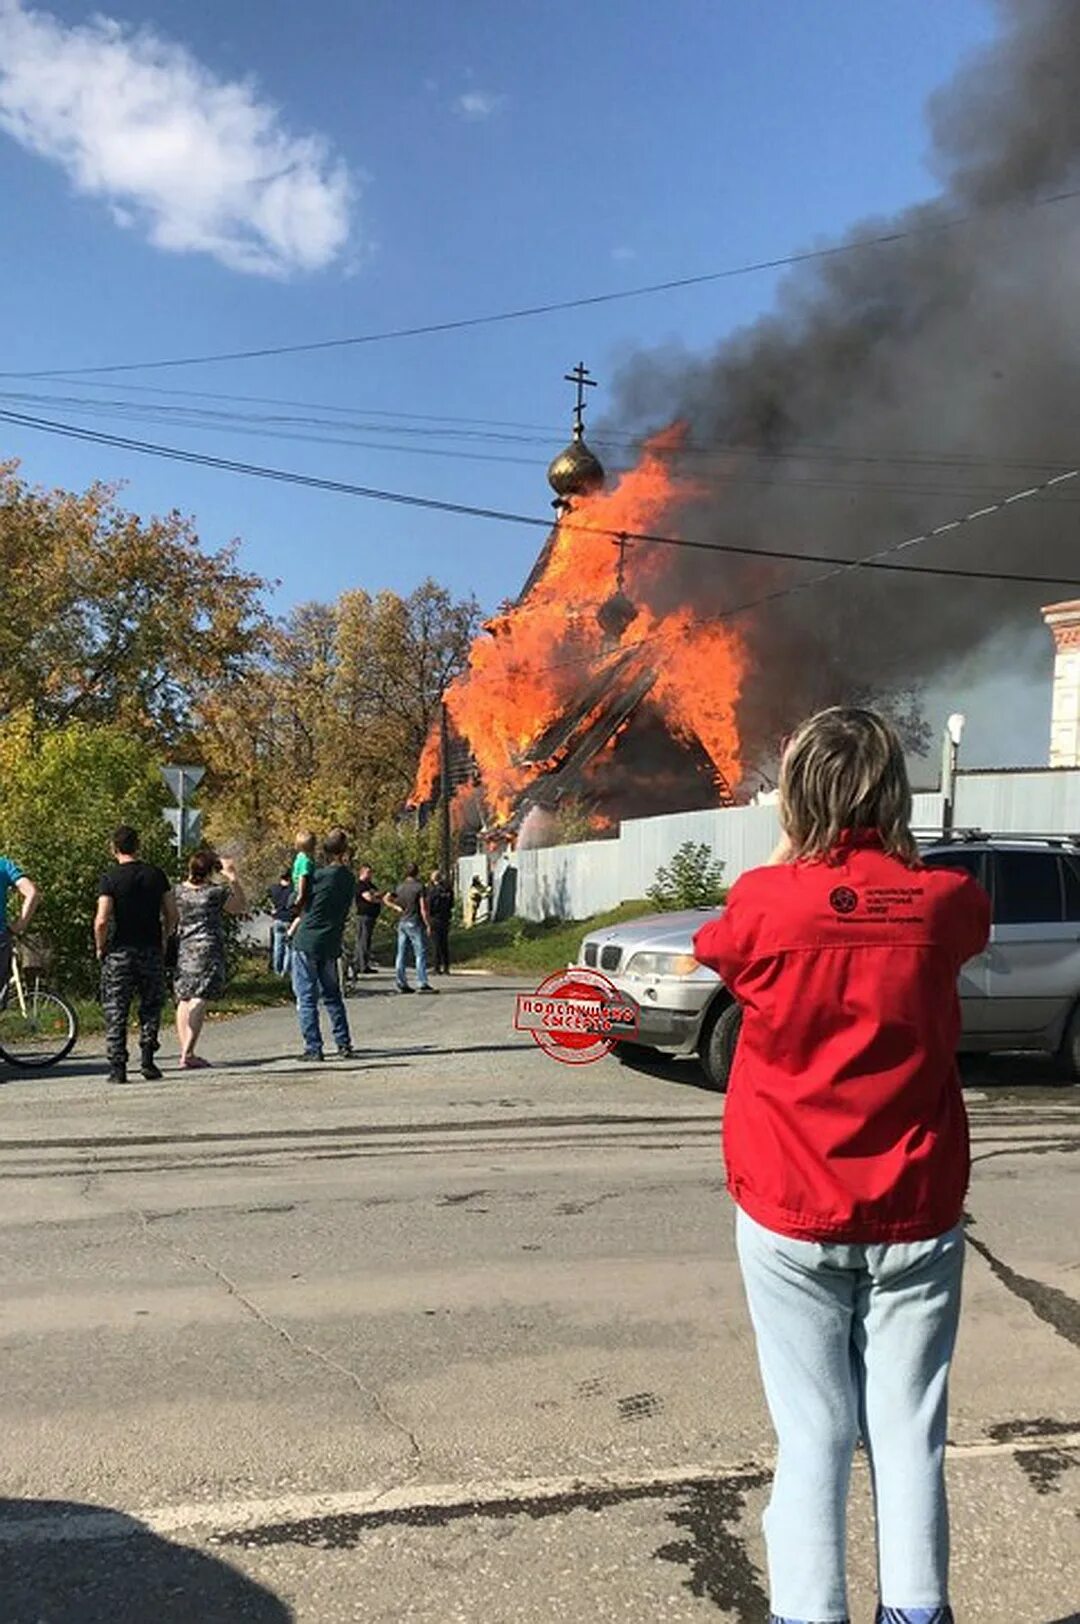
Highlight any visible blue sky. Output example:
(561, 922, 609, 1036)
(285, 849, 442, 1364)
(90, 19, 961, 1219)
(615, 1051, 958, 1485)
(0, 0, 998, 620)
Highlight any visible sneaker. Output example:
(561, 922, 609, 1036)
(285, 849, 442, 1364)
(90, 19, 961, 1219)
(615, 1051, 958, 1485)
(335, 1046, 357, 1059)
(417, 985, 438, 995)
(107, 1067, 130, 1085)
(395, 983, 414, 994)
(140, 1058, 164, 1080)
(297, 1051, 324, 1063)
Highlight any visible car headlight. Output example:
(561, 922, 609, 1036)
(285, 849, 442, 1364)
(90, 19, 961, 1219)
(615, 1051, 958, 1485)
(624, 951, 700, 978)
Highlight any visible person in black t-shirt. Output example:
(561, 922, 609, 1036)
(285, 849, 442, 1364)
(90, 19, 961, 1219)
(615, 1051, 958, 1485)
(426, 869, 454, 975)
(353, 863, 382, 975)
(93, 824, 177, 1085)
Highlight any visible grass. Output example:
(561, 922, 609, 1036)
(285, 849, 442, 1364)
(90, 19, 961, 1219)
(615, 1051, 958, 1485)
(445, 899, 656, 977)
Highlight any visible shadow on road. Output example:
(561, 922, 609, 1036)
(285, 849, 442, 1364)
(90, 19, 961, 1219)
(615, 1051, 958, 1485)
(611, 1045, 719, 1095)
(0, 1498, 292, 1623)
(366, 1042, 536, 1060)
(958, 1052, 1076, 1090)
(612, 1043, 1079, 1097)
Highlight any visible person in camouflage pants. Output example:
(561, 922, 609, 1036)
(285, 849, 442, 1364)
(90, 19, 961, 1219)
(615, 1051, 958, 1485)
(100, 945, 166, 1077)
(94, 825, 176, 1085)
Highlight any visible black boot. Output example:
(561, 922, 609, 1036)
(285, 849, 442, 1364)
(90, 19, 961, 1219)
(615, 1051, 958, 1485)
(107, 1064, 129, 1085)
(140, 1044, 163, 1081)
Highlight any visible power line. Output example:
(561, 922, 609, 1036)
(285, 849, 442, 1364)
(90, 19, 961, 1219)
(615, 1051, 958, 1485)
(2, 403, 1078, 591)
(5, 381, 1080, 482)
(7, 186, 1080, 379)
(10, 386, 1080, 503)
(16, 375, 1075, 468)
(710, 468, 1080, 625)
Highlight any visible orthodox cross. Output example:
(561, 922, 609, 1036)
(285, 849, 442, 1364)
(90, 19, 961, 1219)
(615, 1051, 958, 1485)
(564, 362, 597, 438)
(614, 532, 629, 592)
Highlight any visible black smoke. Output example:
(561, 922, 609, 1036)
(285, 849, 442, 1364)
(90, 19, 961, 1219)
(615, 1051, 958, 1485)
(605, 0, 1080, 781)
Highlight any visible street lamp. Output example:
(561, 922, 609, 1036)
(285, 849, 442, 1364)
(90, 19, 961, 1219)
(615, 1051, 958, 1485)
(941, 713, 966, 836)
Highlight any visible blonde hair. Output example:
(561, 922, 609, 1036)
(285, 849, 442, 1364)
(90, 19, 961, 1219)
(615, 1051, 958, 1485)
(779, 706, 917, 865)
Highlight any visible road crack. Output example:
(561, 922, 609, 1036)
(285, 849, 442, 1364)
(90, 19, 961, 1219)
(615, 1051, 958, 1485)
(964, 1215, 1080, 1351)
(129, 1208, 423, 1468)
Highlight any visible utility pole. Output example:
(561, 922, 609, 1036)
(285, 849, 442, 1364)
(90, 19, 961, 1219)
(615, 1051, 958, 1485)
(941, 713, 965, 836)
(439, 700, 453, 879)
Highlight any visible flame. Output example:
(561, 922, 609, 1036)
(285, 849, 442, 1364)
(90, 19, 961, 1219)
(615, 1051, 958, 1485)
(412, 726, 442, 806)
(412, 425, 746, 822)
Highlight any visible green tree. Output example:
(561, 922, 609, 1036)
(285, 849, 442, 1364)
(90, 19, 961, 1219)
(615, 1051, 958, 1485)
(0, 715, 172, 992)
(361, 817, 441, 890)
(646, 841, 726, 911)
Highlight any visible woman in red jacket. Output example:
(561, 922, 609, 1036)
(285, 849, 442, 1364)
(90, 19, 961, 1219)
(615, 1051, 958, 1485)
(693, 707, 990, 1624)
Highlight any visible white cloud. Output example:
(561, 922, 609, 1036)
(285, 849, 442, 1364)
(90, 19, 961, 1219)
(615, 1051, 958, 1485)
(453, 90, 506, 121)
(611, 245, 637, 263)
(0, 0, 353, 275)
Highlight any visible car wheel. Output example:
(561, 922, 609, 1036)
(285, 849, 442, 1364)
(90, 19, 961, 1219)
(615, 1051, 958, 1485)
(699, 1000, 741, 1092)
(1057, 1003, 1080, 1084)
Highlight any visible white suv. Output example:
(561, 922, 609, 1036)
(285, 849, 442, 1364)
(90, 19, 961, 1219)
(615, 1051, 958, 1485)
(574, 836, 1080, 1089)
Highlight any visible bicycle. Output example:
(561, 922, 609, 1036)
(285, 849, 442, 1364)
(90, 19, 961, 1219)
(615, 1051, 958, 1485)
(0, 941, 79, 1069)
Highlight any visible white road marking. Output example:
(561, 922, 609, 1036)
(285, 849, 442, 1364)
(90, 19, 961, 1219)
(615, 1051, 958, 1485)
(2, 1430, 1077, 1545)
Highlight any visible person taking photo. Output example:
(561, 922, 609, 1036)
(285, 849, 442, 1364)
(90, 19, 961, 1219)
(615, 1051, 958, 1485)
(693, 707, 990, 1624)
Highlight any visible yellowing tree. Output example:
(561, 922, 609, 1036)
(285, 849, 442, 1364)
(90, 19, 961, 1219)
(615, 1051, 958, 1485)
(201, 581, 479, 876)
(0, 462, 268, 745)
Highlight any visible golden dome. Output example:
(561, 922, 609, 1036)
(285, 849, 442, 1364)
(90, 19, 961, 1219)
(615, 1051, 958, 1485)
(547, 431, 605, 501)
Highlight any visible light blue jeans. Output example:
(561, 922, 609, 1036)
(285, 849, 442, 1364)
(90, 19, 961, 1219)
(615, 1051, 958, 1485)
(395, 918, 430, 988)
(270, 920, 292, 977)
(736, 1208, 964, 1624)
(291, 949, 351, 1056)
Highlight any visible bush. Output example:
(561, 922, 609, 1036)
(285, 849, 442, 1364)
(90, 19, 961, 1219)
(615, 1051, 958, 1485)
(0, 716, 173, 993)
(361, 817, 442, 891)
(646, 841, 725, 910)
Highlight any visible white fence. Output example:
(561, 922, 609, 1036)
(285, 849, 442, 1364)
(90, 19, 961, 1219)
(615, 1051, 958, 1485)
(950, 769, 1080, 833)
(456, 769, 1080, 924)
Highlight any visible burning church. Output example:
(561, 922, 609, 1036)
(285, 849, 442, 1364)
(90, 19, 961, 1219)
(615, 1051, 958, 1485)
(411, 366, 745, 844)
(414, 4, 1080, 847)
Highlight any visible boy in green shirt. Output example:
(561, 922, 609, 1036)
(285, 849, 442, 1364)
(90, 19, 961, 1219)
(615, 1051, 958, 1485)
(290, 830, 317, 919)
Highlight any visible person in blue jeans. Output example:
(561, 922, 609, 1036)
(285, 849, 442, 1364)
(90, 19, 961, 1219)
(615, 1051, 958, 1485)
(266, 868, 293, 977)
(290, 828, 356, 1061)
(694, 708, 991, 1624)
(384, 863, 437, 994)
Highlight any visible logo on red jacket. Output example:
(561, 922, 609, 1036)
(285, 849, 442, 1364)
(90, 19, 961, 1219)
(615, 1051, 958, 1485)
(829, 885, 859, 915)
(514, 968, 640, 1064)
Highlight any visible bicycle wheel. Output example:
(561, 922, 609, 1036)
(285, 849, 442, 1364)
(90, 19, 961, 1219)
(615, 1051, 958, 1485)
(0, 983, 78, 1068)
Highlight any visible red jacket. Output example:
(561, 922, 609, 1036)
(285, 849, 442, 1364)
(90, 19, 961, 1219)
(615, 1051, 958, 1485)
(692, 834, 991, 1244)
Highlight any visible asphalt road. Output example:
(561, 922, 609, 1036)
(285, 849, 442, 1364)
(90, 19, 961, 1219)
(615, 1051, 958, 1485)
(1, 973, 1078, 1623)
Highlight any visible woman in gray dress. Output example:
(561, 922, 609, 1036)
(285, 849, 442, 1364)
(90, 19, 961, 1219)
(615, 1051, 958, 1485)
(173, 849, 246, 1069)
